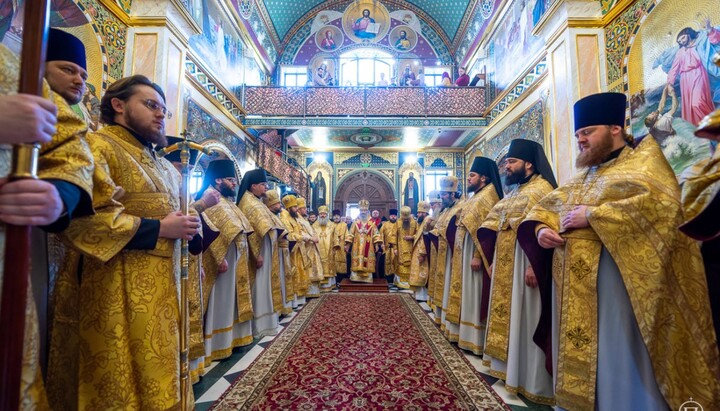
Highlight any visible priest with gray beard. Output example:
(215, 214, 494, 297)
(264, 190, 294, 316)
(312, 206, 337, 293)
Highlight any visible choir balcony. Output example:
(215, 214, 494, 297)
(241, 85, 487, 118)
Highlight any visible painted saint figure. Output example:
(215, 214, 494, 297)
(666, 20, 720, 125)
(403, 171, 419, 214)
(352, 8, 377, 39)
(320, 29, 336, 50)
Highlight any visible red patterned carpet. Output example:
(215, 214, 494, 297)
(212, 293, 507, 410)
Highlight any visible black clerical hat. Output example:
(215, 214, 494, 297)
(470, 156, 504, 199)
(332, 209, 341, 216)
(239, 168, 268, 194)
(389, 209, 398, 216)
(158, 136, 200, 164)
(195, 159, 236, 200)
(506, 139, 557, 188)
(573, 92, 626, 132)
(47, 28, 87, 70)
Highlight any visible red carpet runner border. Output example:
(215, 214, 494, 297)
(212, 293, 508, 410)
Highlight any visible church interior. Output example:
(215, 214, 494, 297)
(1, 0, 719, 410)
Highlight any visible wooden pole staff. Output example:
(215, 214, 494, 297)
(0, 1, 51, 409)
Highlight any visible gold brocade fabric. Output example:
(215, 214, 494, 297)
(280, 209, 309, 296)
(298, 217, 324, 283)
(275, 217, 295, 305)
(380, 221, 398, 274)
(681, 149, 720, 236)
(59, 125, 188, 410)
(332, 222, 349, 274)
(312, 221, 337, 279)
(481, 175, 553, 362)
(239, 191, 283, 312)
(409, 218, 431, 287)
(395, 219, 418, 282)
(346, 217, 382, 281)
(429, 200, 463, 307)
(0, 44, 93, 410)
(446, 185, 499, 324)
(524, 138, 720, 410)
(202, 195, 254, 323)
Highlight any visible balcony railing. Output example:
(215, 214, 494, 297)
(242, 86, 486, 118)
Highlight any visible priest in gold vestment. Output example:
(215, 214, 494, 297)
(280, 195, 309, 305)
(0, 36, 94, 410)
(429, 177, 464, 337)
(60, 75, 202, 410)
(518, 92, 720, 410)
(379, 208, 398, 284)
(448, 157, 502, 355)
(345, 199, 382, 283)
(680, 125, 720, 347)
(264, 190, 294, 315)
(332, 209, 349, 283)
(312, 206, 337, 292)
(197, 160, 255, 361)
(393, 206, 417, 289)
(478, 139, 556, 404)
(297, 197, 324, 296)
(238, 169, 282, 336)
(409, 201, 432, 301)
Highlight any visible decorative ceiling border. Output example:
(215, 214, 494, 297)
(244, 117, 488, 128)
(450, 0, 480, 51)
(251, 0, 283, 50)
(185, 54, 247, 128)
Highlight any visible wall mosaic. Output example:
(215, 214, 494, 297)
(477, 100, 544, 161)
(485, 0, 546, 101)
(278, 2, 453, 69)
(487, 57, 547, 121)
(1, 0, 126, 130)
(185, 56, 245, 122)
(457, 0, 502, 66)
(617, 0, 718, 175)
(230, 0, 278, 66)
(189, 0, 245, 97)
(334, 152, 398, 166)
(186, 99, 247, 163)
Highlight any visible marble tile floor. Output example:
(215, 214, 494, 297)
(193, 286, 552, 411)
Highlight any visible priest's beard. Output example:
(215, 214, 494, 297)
(123, 106, 166, 146)
(218, 181, 235, 198)
(359, 210, 369, 220)
(289, 209, 298, 218)
(389, 216, 397, 223)
(417, 215, 425, 224)
(576, 129, 614, 168)
(504, 167, 527, 186)
(467, 181, 481, 193)
(318, 216, 328, 226)
(401, 218, 411, 230)
(272, 209, 281, 215)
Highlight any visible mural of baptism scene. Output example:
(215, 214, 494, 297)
(2, 0, 719, 411)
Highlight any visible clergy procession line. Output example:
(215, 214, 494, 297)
(0, 26, 718, 411)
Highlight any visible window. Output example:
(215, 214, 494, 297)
(281, 66, 308, 87)
(424, 66, 452, 87)
(424, 170, 450, 198)
(339, 49, 394, 87)
(346, 204, 360, 220)
(189, 169, 204, 198)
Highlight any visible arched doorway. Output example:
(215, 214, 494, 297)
(334, 170, 397, 217)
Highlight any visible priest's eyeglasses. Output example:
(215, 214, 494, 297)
(142, 99, 172, 119)
(224, 177, 238, 184)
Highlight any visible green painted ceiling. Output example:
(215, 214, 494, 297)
(261, 0, 473, 43)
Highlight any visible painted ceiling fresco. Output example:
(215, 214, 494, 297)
(287, 127, 481, 149)
(259, 0, 474, 44)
